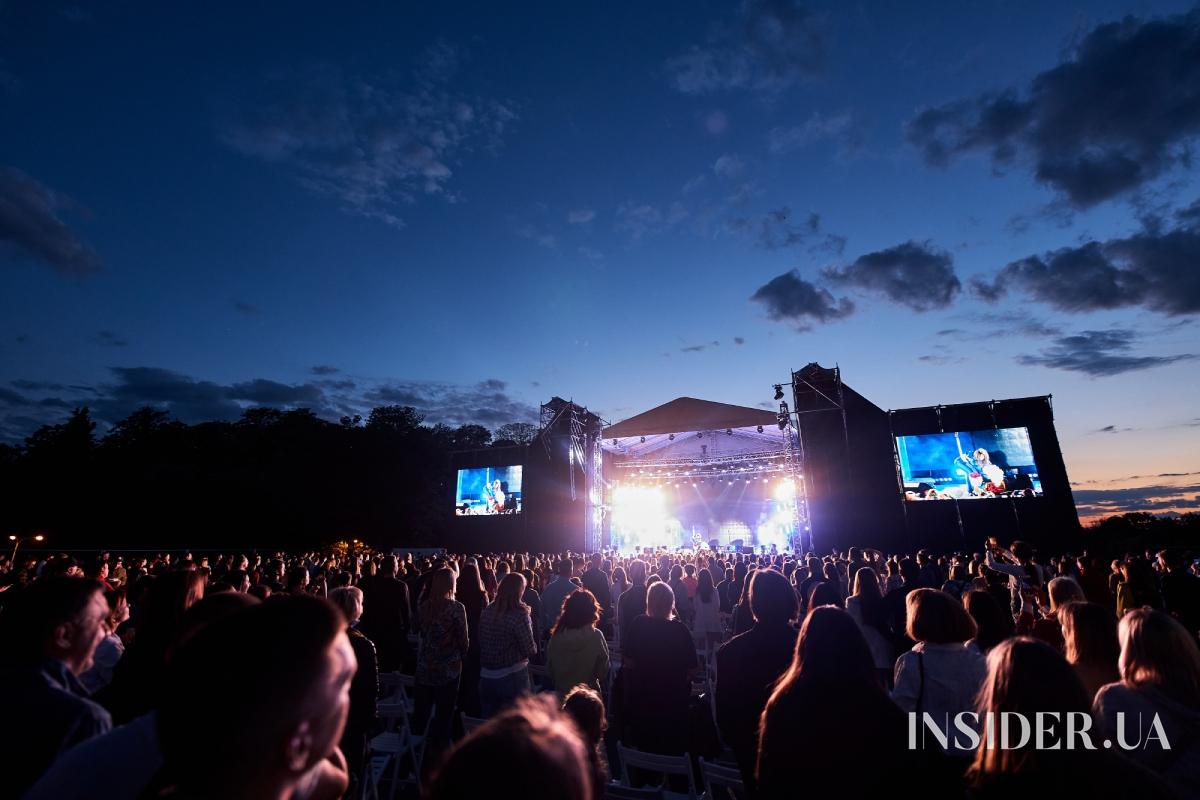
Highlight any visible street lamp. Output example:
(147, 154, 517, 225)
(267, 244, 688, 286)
(9, 533, 45, 561)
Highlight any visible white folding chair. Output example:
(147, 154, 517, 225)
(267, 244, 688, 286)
(617, 744, 701, 800)
(699, 758, 745, 800)
(362, 700, 429, 800)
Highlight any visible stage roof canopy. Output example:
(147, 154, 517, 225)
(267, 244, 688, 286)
(603, 397, 777, 439)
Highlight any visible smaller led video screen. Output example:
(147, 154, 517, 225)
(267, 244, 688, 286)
(896, 427, 1042, 500)
(455, 465, 523, 515)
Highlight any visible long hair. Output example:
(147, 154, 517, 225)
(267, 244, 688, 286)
(420, 567, 457, 627)
(492, 573, 530, 618)
(1118, 608, 1200, 708)
(458, 563, 486, 601)
(697, 568, 715, 603)
(552, 589, 600, 637)
(906, 588, 977, 644)
(768, 605, 877, 707)
(851, 567, 886, 630)
(963, 590, 1010, 653)
(1059, 601, 1118, 668)
(969, 637, 1091, 781)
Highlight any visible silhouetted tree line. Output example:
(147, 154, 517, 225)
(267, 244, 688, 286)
(0, 406, 537, 550)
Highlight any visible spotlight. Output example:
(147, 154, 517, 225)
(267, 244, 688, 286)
(668, 433, 675, 441)
(756, 425, 763, 433)
(639, 436, 645, 443)
(697, 431, 703, 438)
(773, 384, 784, 401)
(725, 428, 732, 435)
(612, 439, 618, 446)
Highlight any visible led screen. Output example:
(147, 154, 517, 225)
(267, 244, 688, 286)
(896, 427, 1042, 500)
(455, 465, 523, 515)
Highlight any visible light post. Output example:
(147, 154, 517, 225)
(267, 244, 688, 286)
(9, 533, 45, 561)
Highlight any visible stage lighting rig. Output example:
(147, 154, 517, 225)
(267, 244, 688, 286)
(639, 436, 645, 443)
(668, 433, 675, 440)
(756, 425, 764, 433)
(773, 384, 785, 401)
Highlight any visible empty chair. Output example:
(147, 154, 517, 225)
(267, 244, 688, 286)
(617, 743, 699, 800)
(700, 758, 746, 800)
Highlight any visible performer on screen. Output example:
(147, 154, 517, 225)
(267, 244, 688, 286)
(486, 478, 507, 513)
(972, 448, 1007, 495)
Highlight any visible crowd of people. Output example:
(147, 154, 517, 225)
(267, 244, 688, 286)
(1, 539, 1199, 799)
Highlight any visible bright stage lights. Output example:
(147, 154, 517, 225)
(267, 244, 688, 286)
(774, 479, 796, 502)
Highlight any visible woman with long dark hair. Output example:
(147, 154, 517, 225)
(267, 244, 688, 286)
(692, 568, 723, 649)
(757, 606, 951, 799)
(963, 589, 1012, 654)
(844, 566, 893, 686)
(455, 561, 488, 717)
(546, 589, 609, 697)
(416, 567, 469, 767)
(478, 573, 537, 717)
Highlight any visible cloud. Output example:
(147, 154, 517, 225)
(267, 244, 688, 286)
(972, 215, 1200, 315)
(767, 111, 863, 157)
(0, 366, 539, 442)
(92, 330, 128, 347)
(567, 209, 595, 224)
(733, 336, 745, 345)
(1015, 328, 1195, 376)
(0, 166, 100, 273)
(310, 365, 340, 376)
(750, 270, 855, 329)
(220, 42, 517, 227)
(516, 223, 557, 249)
(1091, 424, 1134, 434)
(614, 201, 688, 241)
(666, 0, 826, 95)
(365, 378, 536, 427)
(727, 206, 820, 250)
(1073, 482, 1200, 519)
(917, 354, 965, 365)
(704, 110, 729, 135)
(823, 241, 959, 311)
(233, 300, 260, 315)
(577, 246, 604, 263)
(907, 9, 1200, 208)
(713, 154, 745, 179)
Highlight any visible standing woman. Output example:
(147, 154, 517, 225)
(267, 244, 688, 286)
(454, 562, 487, 717)
(844, 567, 893, 687)
(546, 589, 609, 697)
(478, 572, 537, 717)
(1058, 600, 1119, 699)
(691, 568, 723, 650)
(415, 567, 469, 768)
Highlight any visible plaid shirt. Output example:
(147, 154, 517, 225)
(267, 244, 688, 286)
(478, 604, 537, 670)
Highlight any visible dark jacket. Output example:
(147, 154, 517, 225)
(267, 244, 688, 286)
(0, 658, 112, 800)
(714, 622, 798, 789)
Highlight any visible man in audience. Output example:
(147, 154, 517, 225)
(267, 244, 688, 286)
(715, 568, 799, 790)
(541, 558, 577, 635)
(580, 552, 612, 634)
(0, 576, 112, 799)
(153, 594, 355, 799)
(357, 554, 412, 672)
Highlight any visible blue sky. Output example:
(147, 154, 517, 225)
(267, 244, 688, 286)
(1, 0, 1198, 518)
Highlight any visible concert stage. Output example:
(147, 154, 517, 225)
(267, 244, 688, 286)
(446, 365, 1079, 555)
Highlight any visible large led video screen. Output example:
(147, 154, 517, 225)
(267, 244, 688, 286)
(455, 465, 523, 515)
(896, 427, 1042, 500)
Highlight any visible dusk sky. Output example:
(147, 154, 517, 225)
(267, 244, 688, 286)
(1, 1, 1198, 520)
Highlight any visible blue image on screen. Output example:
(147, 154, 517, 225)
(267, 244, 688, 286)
(895, 427, 1042, 500)
(455, 465, 523, 515)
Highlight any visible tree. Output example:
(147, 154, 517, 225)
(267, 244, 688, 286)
(451, 424, 492, 450)
(366, 405, 424, 434)
(24, 407, 95, 460)
(493, 422, 539, 445)
(102, 407, 177, 450)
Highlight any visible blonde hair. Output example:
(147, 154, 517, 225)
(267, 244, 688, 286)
(1118, 608, 1200, 707)
(646, 581, 675, 619)
(329, 586, 363, 624)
